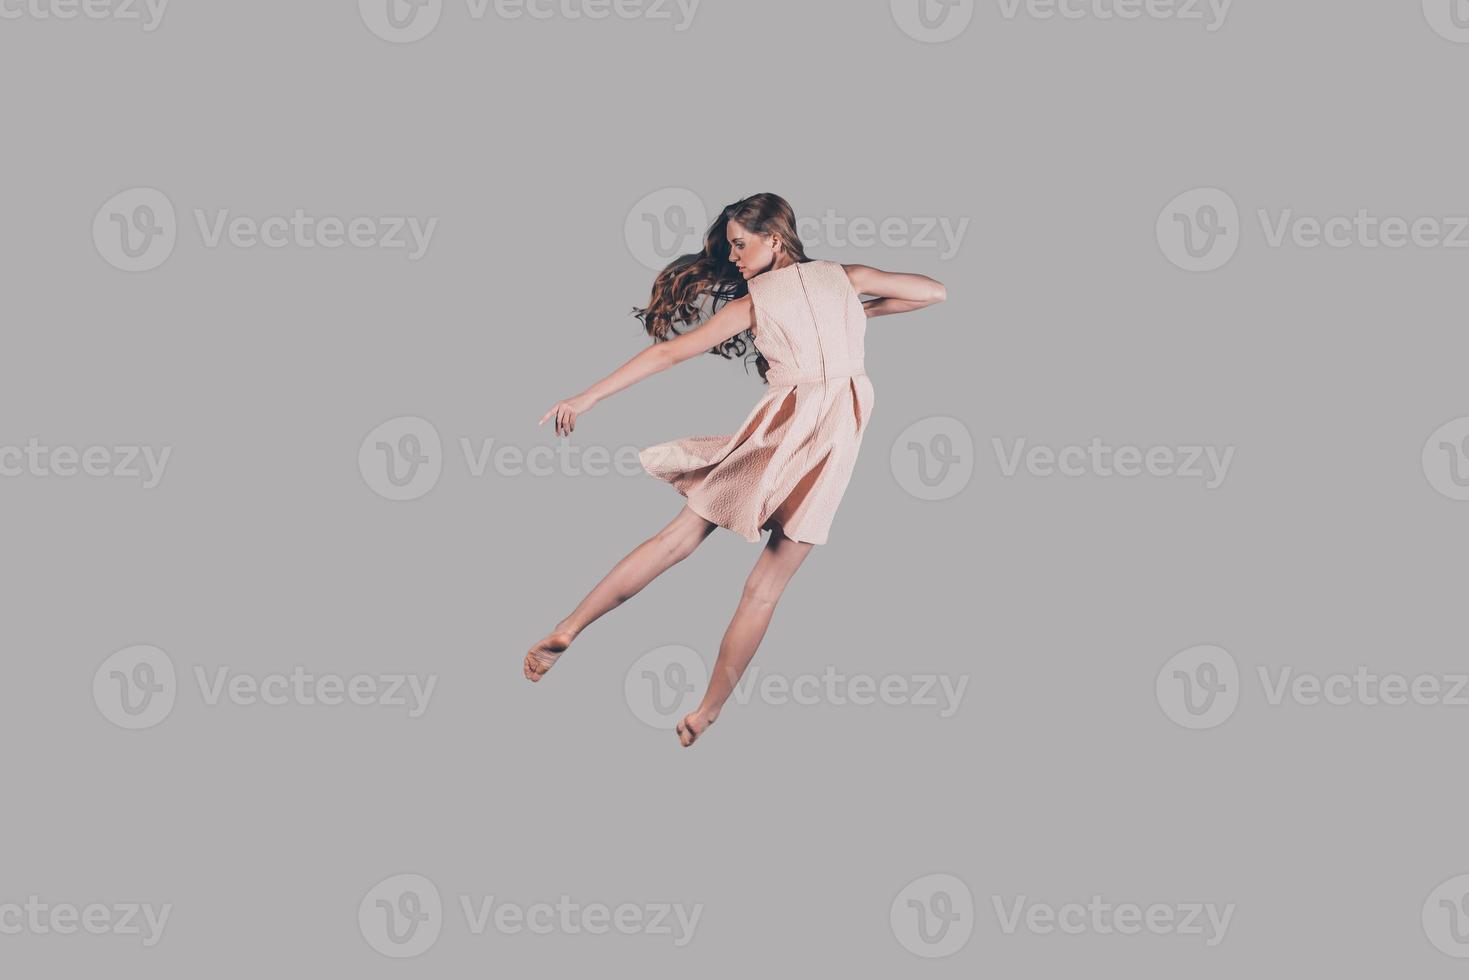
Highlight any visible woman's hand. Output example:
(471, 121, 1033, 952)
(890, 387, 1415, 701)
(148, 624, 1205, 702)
(538, 392, 597, 437)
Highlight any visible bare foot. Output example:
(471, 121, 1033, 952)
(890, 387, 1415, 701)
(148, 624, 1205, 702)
(523, 630, 575, 682)
(676, 709, 718, 747)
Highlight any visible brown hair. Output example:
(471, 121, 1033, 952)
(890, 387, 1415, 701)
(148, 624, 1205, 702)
(631, 192, 811, 384)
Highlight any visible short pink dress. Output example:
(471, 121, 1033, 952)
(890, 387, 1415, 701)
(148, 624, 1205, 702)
(639, 259, 875, 545)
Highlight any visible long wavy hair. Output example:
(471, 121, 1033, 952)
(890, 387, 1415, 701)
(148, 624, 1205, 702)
(631, 192, 812, 384)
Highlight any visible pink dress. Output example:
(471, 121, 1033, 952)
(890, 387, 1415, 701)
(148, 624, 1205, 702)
(639, 259, 875, 545)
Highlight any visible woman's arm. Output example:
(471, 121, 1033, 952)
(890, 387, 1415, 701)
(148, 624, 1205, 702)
(843, 263, 947, 318)
(540, 295, 756, 436)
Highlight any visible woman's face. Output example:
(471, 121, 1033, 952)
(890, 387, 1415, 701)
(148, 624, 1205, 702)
(726, 219, 781, 280)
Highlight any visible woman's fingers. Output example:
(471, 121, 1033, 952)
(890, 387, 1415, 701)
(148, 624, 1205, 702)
(539, 401, 581, 436)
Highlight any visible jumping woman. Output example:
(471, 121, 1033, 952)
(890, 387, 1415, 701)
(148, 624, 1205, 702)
(526, 192, 947, 747)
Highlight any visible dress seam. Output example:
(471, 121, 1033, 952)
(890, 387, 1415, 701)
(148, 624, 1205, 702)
(765, 261, 829, 536)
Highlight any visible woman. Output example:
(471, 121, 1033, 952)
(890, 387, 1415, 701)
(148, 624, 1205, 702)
(526, 192, 947, 747)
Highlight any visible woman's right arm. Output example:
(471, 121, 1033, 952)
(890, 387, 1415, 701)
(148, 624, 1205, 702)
(543, 295, 756, 435)
(586, 294, 755, 402)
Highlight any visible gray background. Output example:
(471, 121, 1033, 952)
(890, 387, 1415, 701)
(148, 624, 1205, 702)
(3, 0, 1468, 974)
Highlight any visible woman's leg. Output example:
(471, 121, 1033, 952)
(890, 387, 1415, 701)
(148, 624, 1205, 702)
(677, 524, 814, 746)
(524, 504, 717, 681)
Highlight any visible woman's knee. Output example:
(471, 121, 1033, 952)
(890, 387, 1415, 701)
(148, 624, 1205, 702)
(656, 510, 713, 561)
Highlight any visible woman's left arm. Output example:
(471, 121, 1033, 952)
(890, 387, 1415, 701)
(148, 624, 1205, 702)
(540, 295, 756, 436)
(843, 263, 947, 318)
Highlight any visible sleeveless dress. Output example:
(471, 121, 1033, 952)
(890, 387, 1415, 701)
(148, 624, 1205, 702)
(638, 259, 875, 545)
